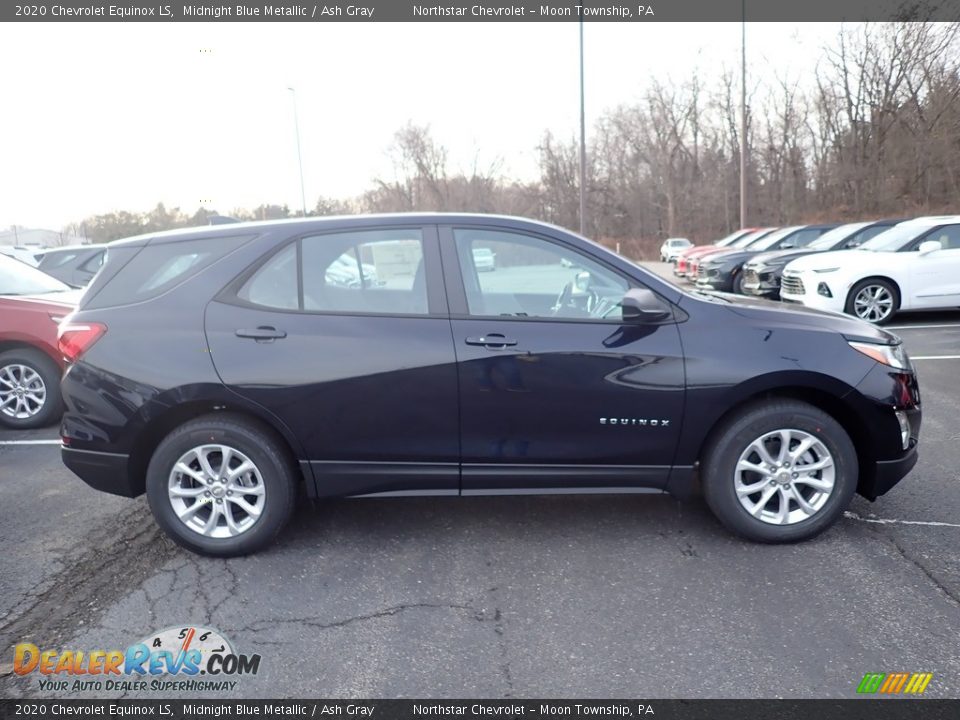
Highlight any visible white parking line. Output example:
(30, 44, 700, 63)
(888, 324, 960, 330)
(845, 511, 960, 529)
(0, 439, 61, 445)
(910, 355, 960, 360)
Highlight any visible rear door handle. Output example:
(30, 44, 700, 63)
(465, 334, 517, 349)
(235, 326, 287, 342)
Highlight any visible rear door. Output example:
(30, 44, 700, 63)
(205, 225, 461, 497)
(441, 224, 686, 494)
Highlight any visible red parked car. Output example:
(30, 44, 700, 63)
(673, 229, 756, 278)
(683, 228, 776, 281)
(0, 253, 79, 428)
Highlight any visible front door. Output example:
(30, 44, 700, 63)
(205, 225, 460, 497)
(441, 225, 686, 494)
(909, 224, 960, 309)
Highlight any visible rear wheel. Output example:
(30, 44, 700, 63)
(0, 348, 63, 429)
(146, 414, 297, 557)
(701, 400, 857, 543)
(845, 278, 899, 325)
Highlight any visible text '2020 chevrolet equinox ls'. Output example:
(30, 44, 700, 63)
(58, 214, 921, 556)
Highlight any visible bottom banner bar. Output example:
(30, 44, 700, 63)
(0, 700, 955, 720)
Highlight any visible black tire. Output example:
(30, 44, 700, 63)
(844, 278, 899, 325)
(146, 413, 297, 557)
(0, 348, 63, 429)
(701, 400, 858, 543)
(732, 270, 746, 295)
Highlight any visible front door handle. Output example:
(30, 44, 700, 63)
(465, 334, 517, 349)
(235, 326, 287, 342)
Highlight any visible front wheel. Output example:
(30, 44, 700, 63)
(732, 271, 746, 295)
(146, 414, 297, 557)
(701, 400, 858, 543)
(845, 278, 899, 325)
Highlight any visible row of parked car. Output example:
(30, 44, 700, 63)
(661, 215, 960, 325)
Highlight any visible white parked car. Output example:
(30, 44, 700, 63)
(781, 216, 960, 324)
(660, 237, 692, 262)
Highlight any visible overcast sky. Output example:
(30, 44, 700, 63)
(0, 21, 844, 231)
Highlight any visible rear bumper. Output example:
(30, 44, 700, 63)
(62, 446, 140, 497)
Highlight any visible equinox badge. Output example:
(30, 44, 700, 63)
(600, 418, 671, 427)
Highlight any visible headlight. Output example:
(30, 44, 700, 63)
(848, 341, 910, 369)
(813, 267, 839, 274)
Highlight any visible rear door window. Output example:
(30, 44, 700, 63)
(235, 228, 429, 316)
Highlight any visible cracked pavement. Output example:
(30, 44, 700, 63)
(2, 306, 960, 699)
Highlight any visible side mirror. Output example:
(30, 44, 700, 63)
(918, 240, 942, 255)
(621, 288, 671, 323)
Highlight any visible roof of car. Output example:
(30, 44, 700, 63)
(900, 215, 960, 227)
(106, 213, 589, 249)
(36, 244, 103, 254)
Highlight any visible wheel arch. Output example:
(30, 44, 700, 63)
(685, 378, 877, 499)
(126, 399, 314, 498)
(845, 274, 903, 310)
(0, 339, 62, 368)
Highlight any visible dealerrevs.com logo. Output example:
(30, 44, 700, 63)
(13, 626, 261, 693)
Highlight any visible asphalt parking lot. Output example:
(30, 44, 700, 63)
(1, 266, 959, 699)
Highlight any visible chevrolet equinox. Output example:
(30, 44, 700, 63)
(58, 215, 921, 556)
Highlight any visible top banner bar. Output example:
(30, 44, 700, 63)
(4, 0, 960, 22)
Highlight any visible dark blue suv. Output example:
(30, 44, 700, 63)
(58, 214, 921, 556)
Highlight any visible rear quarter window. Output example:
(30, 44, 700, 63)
(86, 235, 253, 309)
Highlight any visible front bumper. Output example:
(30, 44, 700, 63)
(780, 272, 847, 312)
(695, 271, 734, 293)
(62, 446, 139, 497)
(741, 266, 782, 297)
(862, 440, 919, 500)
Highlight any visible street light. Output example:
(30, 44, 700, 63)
(287, 87, 308, 217)
(578, 19, 587, 236)
(739, 4, 748, 228)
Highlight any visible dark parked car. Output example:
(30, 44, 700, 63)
(696, 224, 839, 294)
(741, 220, 904, 299)
(36, 245, 106, 288)
(59, 215, 921, 556)
(0, 254, 79, 428)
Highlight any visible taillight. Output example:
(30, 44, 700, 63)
(58, 322, 107, 363)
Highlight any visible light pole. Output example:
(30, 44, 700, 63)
(287, 87, 308, 217)
(739, 4, 747, 229)
(578, 19, 587, 235)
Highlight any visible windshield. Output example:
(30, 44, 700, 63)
(715, 230, 749, 247)
(0, 253, 72, 295)
(806, 222, 870, 250)
(731, 229, 771, 248)
(858, 223, 926, 252)
(750, 226, 802, 251)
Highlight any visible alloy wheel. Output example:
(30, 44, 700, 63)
(167, 444, 267, 538)
(733, 429, 836, 525)
(853, 285, 894, 323)
(0, 364, 47, 420)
